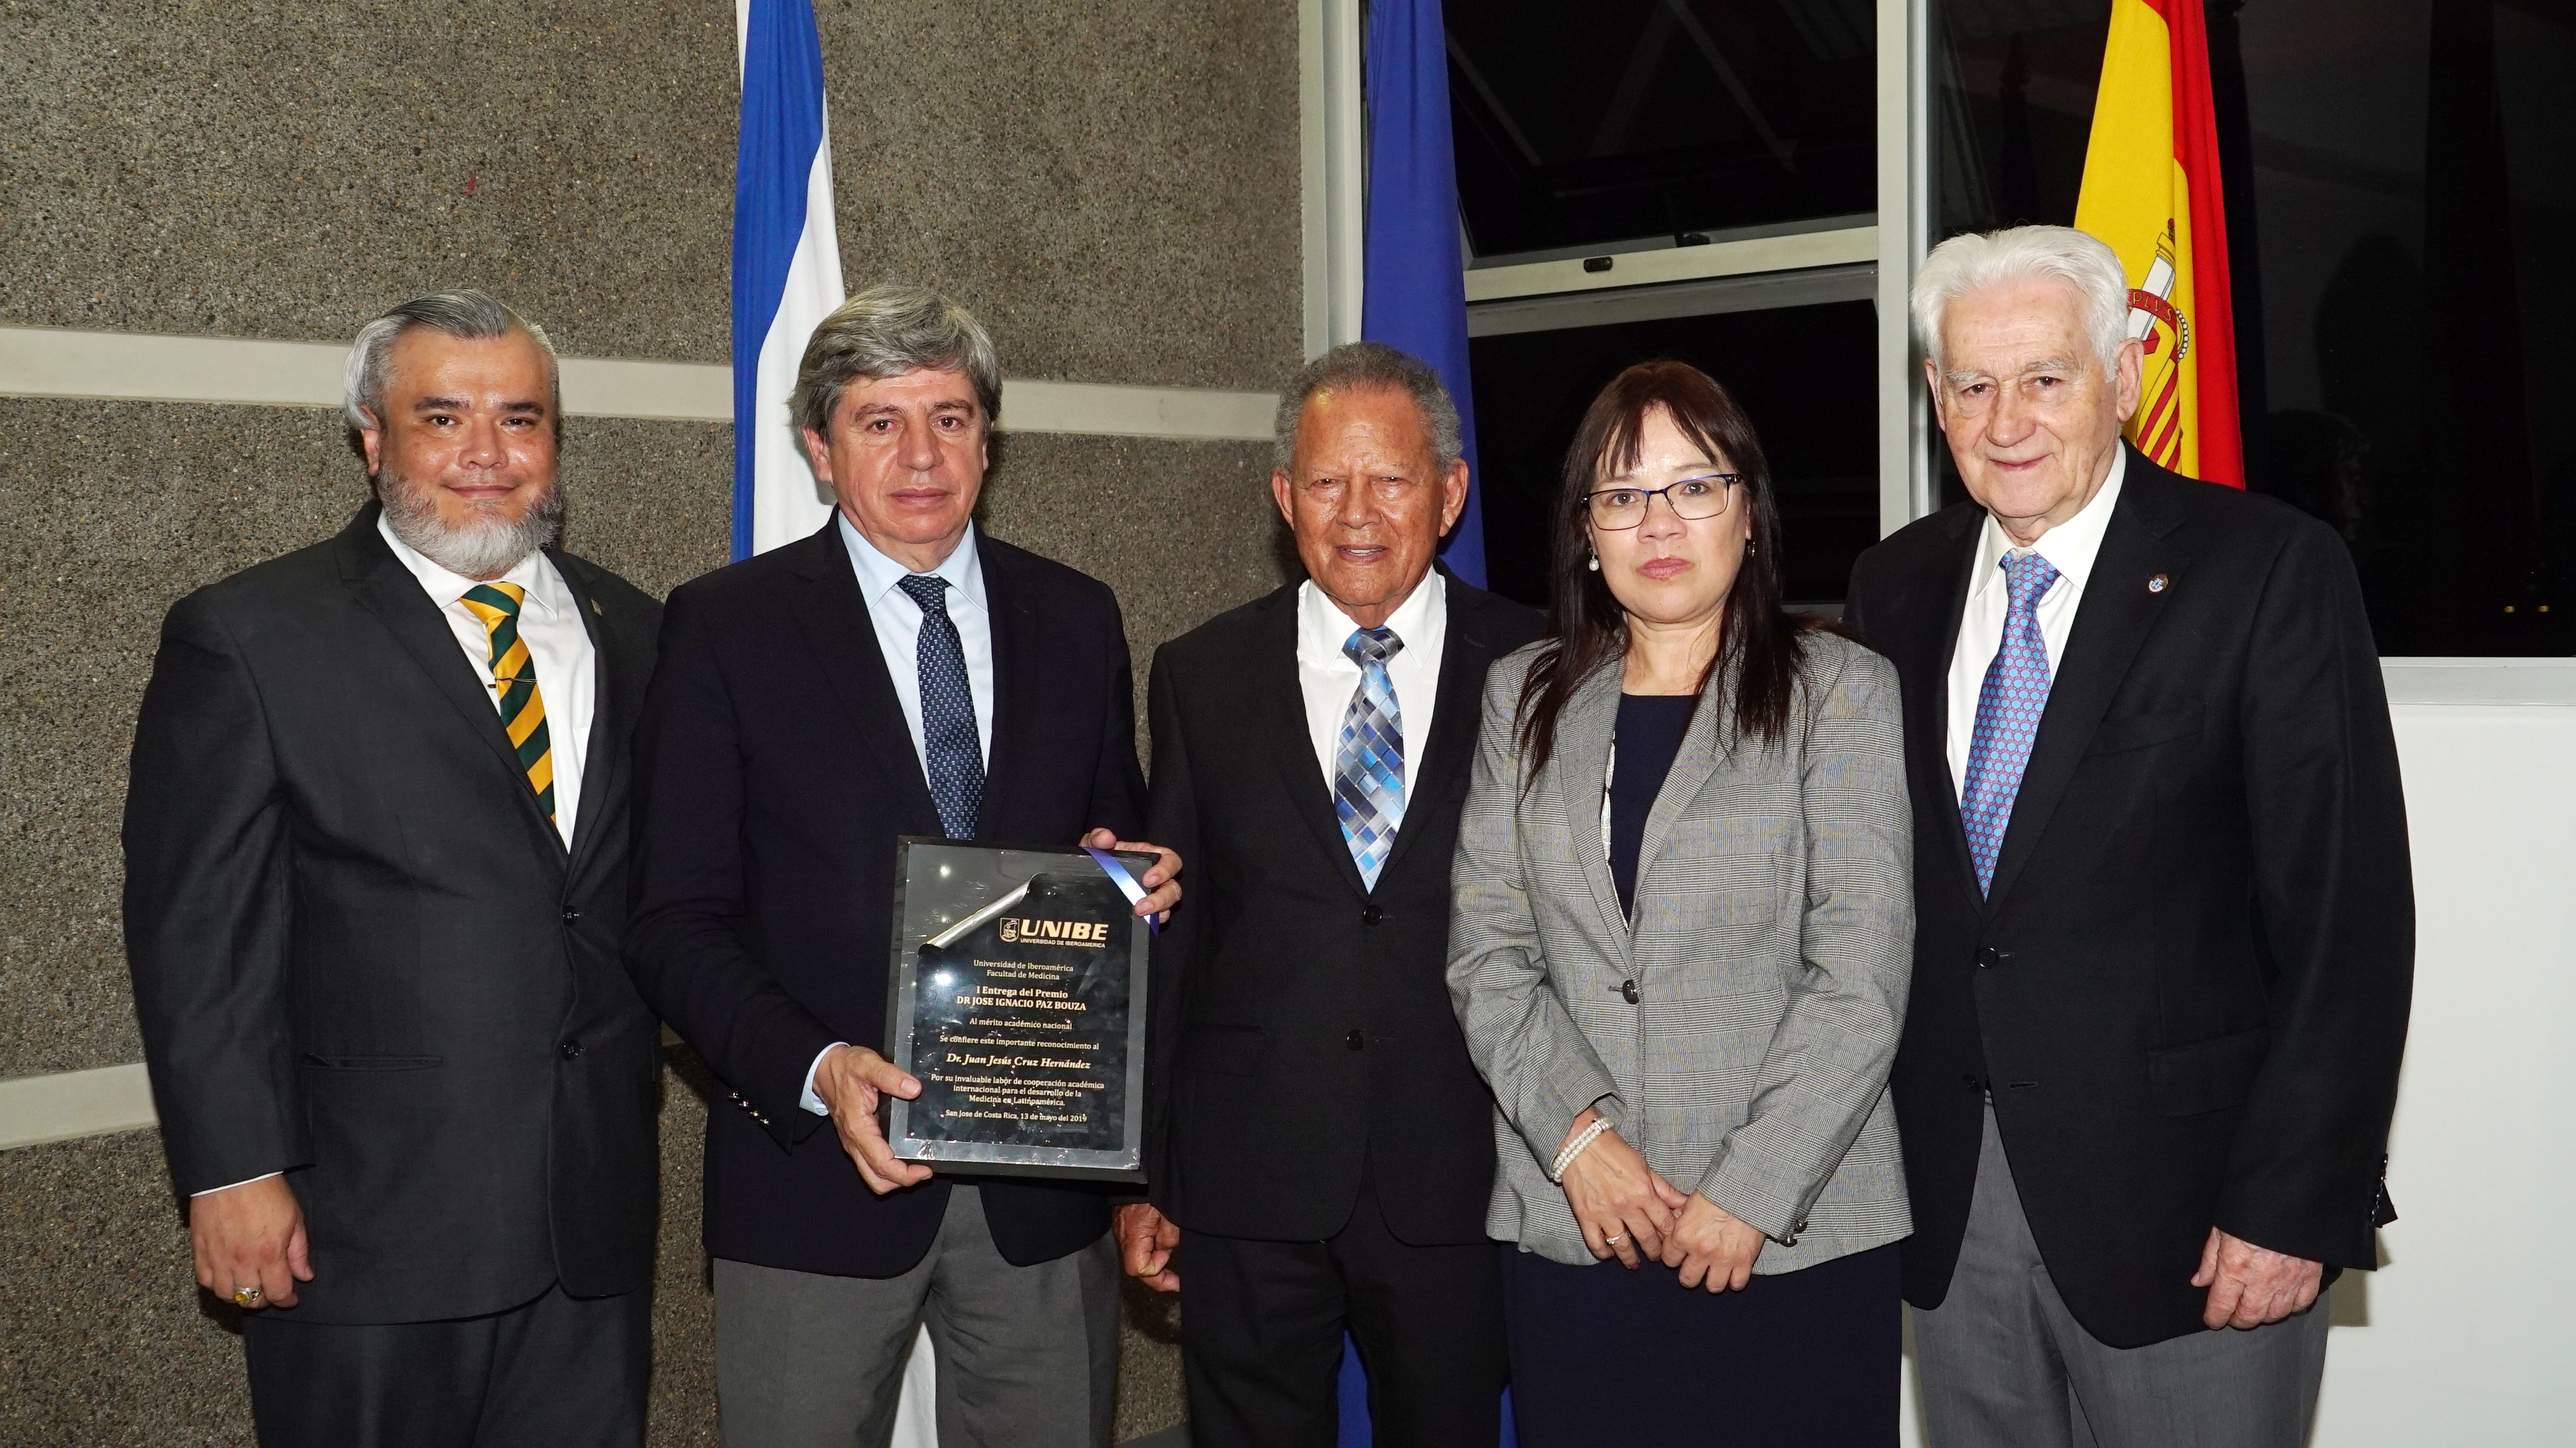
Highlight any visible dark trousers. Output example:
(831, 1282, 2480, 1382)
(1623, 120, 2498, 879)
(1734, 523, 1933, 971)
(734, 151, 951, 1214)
(1501, 1241, 1900, 1448)
(242, 1282, 649, 1448)
(1179, 1178, 1507, 1448)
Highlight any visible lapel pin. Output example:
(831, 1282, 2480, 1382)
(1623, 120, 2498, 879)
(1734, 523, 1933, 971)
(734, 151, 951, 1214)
(2146, 573, 2170, 595)
(591, 598, 605, 615)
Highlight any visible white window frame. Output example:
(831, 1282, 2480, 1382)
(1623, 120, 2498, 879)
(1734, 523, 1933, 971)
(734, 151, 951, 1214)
(1303, 0, 1931, 534)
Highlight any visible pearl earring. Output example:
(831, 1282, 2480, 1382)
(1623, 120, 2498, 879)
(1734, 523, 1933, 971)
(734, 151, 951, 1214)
(1587, 554, 1600, 572)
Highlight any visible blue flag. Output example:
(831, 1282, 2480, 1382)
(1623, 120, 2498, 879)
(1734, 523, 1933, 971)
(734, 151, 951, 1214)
(1363, 0, 1487, 589)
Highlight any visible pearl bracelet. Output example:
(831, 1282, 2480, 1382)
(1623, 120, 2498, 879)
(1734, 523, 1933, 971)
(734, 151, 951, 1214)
(1548, 1116, 1615, 1183)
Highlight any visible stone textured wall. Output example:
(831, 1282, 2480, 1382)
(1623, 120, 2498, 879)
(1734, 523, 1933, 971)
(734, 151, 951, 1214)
(0, 1, 1301, 1441)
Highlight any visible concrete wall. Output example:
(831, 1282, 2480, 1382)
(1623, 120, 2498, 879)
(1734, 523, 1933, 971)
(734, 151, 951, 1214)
(0, 2, 1304, 1442)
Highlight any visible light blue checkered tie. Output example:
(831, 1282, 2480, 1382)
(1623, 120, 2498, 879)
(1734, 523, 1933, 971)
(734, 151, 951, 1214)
(1334, 627, 1406, 890)
(1959, 551, 2061, 896)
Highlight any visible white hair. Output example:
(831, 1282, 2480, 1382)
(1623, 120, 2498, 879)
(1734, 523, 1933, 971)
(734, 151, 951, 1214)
(1912, 225, 2130, 377)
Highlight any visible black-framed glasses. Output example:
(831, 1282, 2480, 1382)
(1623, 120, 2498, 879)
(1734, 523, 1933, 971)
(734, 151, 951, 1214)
(1583, 474, 1741, 529)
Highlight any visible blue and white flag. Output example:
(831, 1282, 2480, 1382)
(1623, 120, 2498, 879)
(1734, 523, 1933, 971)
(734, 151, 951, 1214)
(733, 0, 846, 559)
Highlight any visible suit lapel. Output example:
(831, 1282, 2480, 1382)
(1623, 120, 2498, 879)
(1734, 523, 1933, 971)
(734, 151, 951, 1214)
(1984, 454, 2191, 909)
(337, 507, 566, 870)
(1257, 588, 1372, 896)
(1914, 508, 1986, 917)
(788, 521, 944, 838)
(976, 544, 1038, 839)
(1548, 657, 1633, 958)
(549, 550, 622, 879)
(1632, 651, 1738, 893)
(1374, 578, 1493, 884)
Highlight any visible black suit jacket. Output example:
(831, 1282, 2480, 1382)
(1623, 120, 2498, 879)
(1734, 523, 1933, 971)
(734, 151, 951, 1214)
(626, 522, 1147, 1277)
(1845, 449, 2413, 1347)
(1142, 572, 1544, 1244)
(122, 504, 663, 1325)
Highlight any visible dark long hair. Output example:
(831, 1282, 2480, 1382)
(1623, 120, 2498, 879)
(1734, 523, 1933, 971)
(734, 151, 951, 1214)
(1513, 360, 1817, 781)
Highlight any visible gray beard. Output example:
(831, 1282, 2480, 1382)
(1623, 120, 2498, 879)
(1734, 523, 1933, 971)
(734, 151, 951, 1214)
(377, 467, 566, 580)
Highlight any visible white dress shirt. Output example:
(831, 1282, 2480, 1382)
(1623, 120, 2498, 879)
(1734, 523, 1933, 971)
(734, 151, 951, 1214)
(806, 516, 998, 1116)
(376, 514, 598, 847)
(195, 518, 599, 1198)
(1945, 447, 2126, 797)
(837, 512, 995, 771)
(1295, 571, 1448, 808)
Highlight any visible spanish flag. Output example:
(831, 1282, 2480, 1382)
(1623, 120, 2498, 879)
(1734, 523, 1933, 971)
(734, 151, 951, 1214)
(2074, 0, 2244, 488)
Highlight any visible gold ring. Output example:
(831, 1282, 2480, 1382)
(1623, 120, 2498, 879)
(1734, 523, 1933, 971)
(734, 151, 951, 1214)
(1604, 1234, 1626, 1245)
(233, 1286, 264, 1308)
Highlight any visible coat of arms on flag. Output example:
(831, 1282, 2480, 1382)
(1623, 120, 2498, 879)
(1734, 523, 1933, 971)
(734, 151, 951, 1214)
(2074, 0, 2246, 489)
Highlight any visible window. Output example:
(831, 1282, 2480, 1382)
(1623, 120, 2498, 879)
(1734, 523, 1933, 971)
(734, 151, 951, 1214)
(1932, 0, 2576, 656)
(1448, 1, 1885, 609)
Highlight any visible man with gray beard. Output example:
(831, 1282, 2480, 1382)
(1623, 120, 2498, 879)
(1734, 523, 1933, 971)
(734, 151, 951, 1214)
(123, 292, 665, 1447)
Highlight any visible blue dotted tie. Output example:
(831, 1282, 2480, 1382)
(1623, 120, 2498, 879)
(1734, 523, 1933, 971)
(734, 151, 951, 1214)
(898, 574, 983, 839)
(1960, 551, 2062, 896)
(1334, 627, 1406, 890)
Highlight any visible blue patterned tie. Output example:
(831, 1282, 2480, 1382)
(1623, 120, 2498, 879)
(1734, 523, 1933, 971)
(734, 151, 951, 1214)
(1959, 551, 2062, 896)
(898, 573, 983, 839)
(1334, 627, 1406, 890)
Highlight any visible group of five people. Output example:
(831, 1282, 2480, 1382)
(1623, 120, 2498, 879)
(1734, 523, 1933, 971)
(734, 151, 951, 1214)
(124, 222, 2411, 1448)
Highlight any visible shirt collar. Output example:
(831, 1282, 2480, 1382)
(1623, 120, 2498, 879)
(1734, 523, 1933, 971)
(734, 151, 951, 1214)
(376, 510, 565, 617)
(1968, 445, 2127, 604)
(1298, 568, 1447, 663)
(838, 513, 985, 616)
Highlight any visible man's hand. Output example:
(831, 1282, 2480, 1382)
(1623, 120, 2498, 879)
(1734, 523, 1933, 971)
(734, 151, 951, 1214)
(1081, 828, 1182, 924)
(2191, 1227, 2323, 1329)
(1660, 1193, 1766, 1293)
(1557, 1108, 1685, 1268)
(190, 1175, 312, 1310)
(1114, 1203, 1181, 1292)
(812, 1043, 935, 1195)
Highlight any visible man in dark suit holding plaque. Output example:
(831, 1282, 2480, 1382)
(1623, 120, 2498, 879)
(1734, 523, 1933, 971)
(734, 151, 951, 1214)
(1116, 343, 1543, 1446)
(625, 284, 1178, 1448)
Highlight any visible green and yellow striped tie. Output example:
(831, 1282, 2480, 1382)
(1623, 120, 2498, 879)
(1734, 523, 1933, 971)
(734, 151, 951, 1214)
(459, 582, 555, 822)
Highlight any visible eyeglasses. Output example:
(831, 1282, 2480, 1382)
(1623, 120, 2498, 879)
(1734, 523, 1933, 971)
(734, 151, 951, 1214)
(1583, 474, 1740, 530)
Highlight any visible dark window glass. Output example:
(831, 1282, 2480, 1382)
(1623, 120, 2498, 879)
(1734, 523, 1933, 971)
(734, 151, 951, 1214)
(1468, 301, 1880, 610)
(1933, 0, 2576, 655)
(1449, 1, 1878, 259)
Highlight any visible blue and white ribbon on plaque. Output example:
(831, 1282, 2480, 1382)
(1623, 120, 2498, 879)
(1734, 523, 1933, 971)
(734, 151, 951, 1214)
(1082, 846, 1162, 936)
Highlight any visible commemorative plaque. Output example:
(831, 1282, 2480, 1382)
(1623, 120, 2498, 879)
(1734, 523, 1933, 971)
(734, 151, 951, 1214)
(882, 838, 1152, 1181)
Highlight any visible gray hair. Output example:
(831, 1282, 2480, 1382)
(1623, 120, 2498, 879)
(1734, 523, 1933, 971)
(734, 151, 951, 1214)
(343, 290, 561, 446)
(791, 284, 1004, 437)
(1913, 225, 2131, 377)
(1272, 341, 1465, 475)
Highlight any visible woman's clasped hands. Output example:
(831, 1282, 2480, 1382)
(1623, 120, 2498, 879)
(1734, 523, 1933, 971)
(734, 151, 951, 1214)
(1557, 1107, 1766, 1291)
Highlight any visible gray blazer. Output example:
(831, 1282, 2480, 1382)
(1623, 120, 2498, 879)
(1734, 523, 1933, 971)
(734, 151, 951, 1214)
(1447, 631, 1914, 1270)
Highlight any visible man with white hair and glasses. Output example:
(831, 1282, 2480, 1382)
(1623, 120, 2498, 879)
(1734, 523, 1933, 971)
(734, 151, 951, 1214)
(1844, 226, 2413, 1447)
(125, 291, 666, 1445)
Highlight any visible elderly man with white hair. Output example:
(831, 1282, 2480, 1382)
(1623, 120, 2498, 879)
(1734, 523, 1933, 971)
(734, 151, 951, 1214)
(1844, 226, 2413, 1447)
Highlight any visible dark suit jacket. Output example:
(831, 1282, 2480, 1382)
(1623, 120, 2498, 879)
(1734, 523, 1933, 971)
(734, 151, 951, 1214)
(122, 503, 663, 1325)
(1142, 572, 1544, 1244)
(626, 522, 1146, 1277)
(1844, 448, 2413, 1347)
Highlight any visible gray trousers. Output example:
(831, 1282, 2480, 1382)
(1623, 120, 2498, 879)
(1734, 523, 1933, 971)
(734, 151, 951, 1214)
(713, 1185, 1121, 1448)
(1912, 1110, 2330, 1448)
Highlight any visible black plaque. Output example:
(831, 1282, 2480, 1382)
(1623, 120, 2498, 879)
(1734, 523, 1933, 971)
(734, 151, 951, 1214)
(883, 838, 1151, 1181)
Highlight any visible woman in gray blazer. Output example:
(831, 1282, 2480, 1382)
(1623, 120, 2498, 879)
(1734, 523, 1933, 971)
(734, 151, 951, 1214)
(1448, 361, 1913, 1445)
